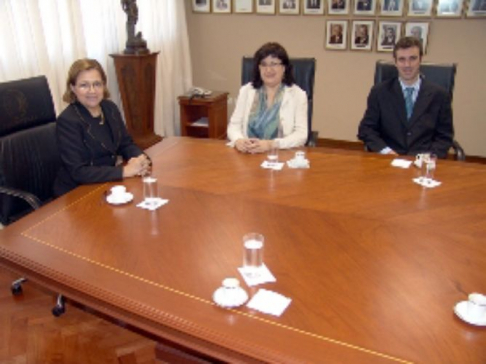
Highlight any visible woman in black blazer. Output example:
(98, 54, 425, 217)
(53, 59, 150, 197)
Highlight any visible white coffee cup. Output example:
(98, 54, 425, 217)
(295, 151, 305, 161)
(110, 185, 126, 199)
(467, 293, 486, 321)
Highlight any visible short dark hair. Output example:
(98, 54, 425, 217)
(251, 42, 295, 88)
(393, 36, 423, 59)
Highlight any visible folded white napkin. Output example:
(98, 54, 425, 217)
(391, 159, 413, 169)
(413, 177, 442, 188)
(238, 263, 276, 287)
(261, 161, 284, 170)
(136, 198, 169, 211)
(246, 289, 292, 316)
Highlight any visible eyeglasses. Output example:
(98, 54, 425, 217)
(76, 81, 104, 91)
(259, 62, 283, 69)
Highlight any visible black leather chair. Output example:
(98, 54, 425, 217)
(374, 60, 465, 161)
(0, 76, 60, 225)
(0, 76, 66, 315)
(241, 57, 318, 146)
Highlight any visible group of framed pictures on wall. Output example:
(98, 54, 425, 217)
(192, 0, 486, 17)
(326, 20, 429, 52)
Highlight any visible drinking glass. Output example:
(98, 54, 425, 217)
(267, 141, 279, 168)
(421, 153, 437, 186)
(243, 233, 264, 277)
(143, 176, 158, 206)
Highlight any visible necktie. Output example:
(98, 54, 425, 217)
(404, 87, 414, 120)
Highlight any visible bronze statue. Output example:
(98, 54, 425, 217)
(121, 0, 149, 55)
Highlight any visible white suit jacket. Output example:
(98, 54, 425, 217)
(227, 83, 308, 149)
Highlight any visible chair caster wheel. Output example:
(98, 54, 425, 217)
(11, 284, 23, 295)
(52, 294, 66, 317)
(52, 305, 65, 317)
(10, 278, 27, 296)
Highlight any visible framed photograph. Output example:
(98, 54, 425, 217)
(351, 20, 374, 51)
(377, 21, 402, 52)
(256, 0, 276, 14)
(353, 0, 377, 15)
(192, 0, 210, 13)
(436, 0, 463, 16)
(380, 0, 404, 16)
(279, 0, 300, 14)
(407, 0, 433, 16)
(234, 0, 254, 13)
(466, 0, 486, 16)
(328, 0, 350, 14)
(325, 20, 348, 50)
(212, 0, 231, 13)
(405, 22, 430, 53)
(304, 0, 325, 14)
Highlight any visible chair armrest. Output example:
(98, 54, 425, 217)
(307, 130, 319, 147)
(0, 186, 42, 210)
(452, 140, 465, 161)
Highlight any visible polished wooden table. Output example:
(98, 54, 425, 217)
(1, 138, 485, 363)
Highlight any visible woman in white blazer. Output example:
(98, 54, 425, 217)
(227, 42, 308, 153)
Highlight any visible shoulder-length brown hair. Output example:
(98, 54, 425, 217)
(63, 58, 110, 103)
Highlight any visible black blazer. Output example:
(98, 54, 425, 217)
(53, 100, 142, 196)
(358, 77, 454, 158)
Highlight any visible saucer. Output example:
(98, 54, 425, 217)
(106, 192, 134, 205)
(454, 301, 486, 326)
(213, 286, 248, 308)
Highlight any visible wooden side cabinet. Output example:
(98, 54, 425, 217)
(178, 92, 228, 139)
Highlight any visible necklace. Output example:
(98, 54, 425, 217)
(99, 110, 105, 125)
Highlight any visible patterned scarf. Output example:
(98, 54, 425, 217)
(247, 85, 284, 140)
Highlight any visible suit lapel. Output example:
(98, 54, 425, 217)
(408, 80, 433, 127)
(388, 79, 408, 126)
(100, 102, 119, 154)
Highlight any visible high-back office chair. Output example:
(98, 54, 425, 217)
(0, 76, 60, 225)
(373, 61, 465, 161)
(241, 57, 318, 146)
(0, 76, 66, 315)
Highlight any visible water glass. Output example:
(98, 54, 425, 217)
(421, 153, 437, 186)
(243, 233, 264, 277)
(267, 141, 279, 167)
(143, 176, 158, 206)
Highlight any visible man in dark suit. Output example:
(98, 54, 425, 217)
(329, 24, 344, 44)
(307, 0, 321, 8)
(354, 25, 369, 46)
(358, 37, 454, 158)
(332, 0, 346, 9)
(356, 0, 372, 10)
(381, 26, 396, 46)
(283, 0, 296, 8)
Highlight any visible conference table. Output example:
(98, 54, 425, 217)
(0, 137, 485, 363)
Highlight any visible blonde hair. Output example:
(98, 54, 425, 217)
(63, 58, 110, 103)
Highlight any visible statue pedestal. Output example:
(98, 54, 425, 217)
(110, 52, 162, 150)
